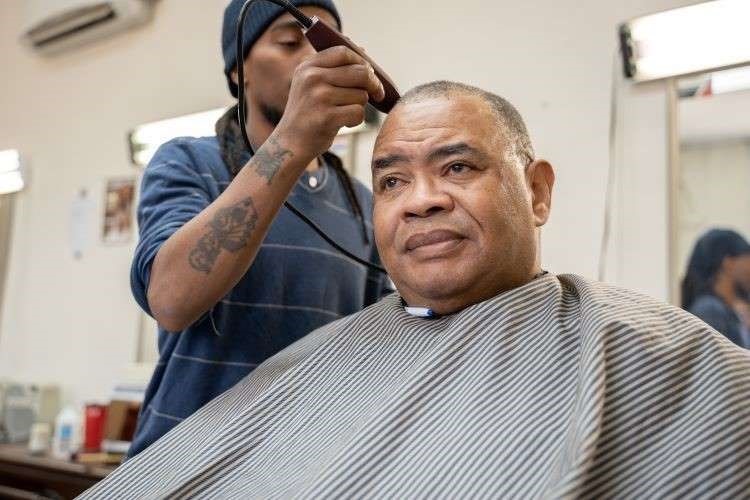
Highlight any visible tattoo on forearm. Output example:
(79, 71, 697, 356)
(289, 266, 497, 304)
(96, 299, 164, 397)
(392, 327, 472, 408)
(188, 197, 259, 273)
(252, 136, 293, 185)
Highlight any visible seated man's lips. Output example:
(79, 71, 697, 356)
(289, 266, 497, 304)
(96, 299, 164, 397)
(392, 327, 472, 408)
(405, 230, 465, 251)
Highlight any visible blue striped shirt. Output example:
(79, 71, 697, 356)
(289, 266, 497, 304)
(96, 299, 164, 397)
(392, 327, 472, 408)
(128, 136, 390, 457)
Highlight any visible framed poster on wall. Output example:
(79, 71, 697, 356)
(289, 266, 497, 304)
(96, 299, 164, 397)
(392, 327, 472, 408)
(102, 178, 135, 244)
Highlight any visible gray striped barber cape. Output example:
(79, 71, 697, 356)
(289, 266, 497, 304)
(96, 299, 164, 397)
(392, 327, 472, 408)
(81, 274, 750, 499)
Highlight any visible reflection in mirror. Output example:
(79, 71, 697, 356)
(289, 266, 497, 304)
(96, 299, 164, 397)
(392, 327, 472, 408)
(676, 66, 750, 349)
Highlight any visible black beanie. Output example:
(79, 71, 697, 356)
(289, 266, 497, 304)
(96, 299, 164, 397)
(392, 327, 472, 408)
(221, 0, 342, 98)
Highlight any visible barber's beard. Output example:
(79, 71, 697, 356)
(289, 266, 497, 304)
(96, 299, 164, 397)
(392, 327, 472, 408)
(259, 101, 284, 127)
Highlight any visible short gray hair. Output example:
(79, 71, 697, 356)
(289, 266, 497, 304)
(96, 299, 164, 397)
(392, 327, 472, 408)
(396, 81, 535, 166)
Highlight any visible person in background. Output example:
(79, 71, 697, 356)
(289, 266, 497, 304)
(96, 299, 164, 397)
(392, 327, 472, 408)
(127, 0, 391, 457)
(682, 228, 750, 348)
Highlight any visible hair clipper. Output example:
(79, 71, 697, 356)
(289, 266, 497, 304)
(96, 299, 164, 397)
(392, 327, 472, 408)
(302, 17, 400, 113)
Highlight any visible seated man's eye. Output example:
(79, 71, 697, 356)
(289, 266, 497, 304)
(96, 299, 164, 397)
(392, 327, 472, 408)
(382, 177, 402, 190)
(449, 163, 470, 174)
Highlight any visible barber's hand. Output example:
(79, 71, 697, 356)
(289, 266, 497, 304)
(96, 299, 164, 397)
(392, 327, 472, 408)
(274, 46, 386, 161)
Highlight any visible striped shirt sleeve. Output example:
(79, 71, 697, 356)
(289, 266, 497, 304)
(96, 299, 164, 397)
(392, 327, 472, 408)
(130, 140, 212, 316)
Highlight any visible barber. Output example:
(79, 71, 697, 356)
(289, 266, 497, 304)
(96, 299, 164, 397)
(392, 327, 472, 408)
(127, 0, 389, 457)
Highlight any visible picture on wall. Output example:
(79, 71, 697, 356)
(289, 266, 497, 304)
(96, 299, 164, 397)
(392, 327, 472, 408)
(102, 178, 135, 244)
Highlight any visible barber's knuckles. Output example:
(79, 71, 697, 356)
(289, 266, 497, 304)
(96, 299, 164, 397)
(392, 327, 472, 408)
(296, 64, 378, 98)
(298, 46, 382, 95)
(311, 45, 366, 68)
(278, 47, 382, 157)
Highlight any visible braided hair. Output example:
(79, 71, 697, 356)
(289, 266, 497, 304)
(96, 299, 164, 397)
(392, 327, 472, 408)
(323, 151, 369, 244)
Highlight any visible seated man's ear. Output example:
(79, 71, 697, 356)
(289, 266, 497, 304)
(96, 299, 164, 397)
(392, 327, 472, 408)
(230, 69, 239, 86)
(526, 159, 555, 227)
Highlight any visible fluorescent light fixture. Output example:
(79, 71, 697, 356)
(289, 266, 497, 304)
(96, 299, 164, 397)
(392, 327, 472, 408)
(129, 108, 225, 167)
(0, 149, 24, 195)
(620, 0, 750, 82)
(129, 107, 380, 167)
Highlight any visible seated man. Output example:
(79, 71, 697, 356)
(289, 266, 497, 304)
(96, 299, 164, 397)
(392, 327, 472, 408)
(82, 81, 750, 499)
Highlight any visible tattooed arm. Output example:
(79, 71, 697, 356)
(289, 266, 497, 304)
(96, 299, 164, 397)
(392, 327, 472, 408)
(145, 134, 308, 332)
(146, 46, 384, 332)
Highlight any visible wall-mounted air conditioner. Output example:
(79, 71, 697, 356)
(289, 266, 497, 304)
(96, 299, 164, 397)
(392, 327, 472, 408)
(21, 0, 156, 55)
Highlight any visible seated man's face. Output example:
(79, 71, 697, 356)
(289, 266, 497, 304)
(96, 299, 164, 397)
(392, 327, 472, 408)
(371, 94, 552, 314)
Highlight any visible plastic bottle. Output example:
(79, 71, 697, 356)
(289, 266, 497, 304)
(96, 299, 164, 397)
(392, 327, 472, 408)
(52, 405, 81, 460)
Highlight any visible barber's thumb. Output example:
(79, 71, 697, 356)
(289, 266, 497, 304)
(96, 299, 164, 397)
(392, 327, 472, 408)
(369, 66, 385, 102)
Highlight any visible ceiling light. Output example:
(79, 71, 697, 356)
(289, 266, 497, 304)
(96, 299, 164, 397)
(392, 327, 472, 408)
(620, 0, 750, 82)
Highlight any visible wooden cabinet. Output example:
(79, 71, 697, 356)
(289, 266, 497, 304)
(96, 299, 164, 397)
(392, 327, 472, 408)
(0, 444, 115, 499)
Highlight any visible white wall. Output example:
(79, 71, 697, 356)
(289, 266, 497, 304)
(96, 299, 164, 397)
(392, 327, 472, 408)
(609, 79, 674, 300)
(0, 0, 696, 404)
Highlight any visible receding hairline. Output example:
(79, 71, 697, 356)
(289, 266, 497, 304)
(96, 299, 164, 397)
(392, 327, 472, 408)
(385, 81, 535, 166)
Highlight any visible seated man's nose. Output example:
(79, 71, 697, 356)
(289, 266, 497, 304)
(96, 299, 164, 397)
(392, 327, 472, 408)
(404, 191, 452, 218)
(406, 204, 445, 219)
